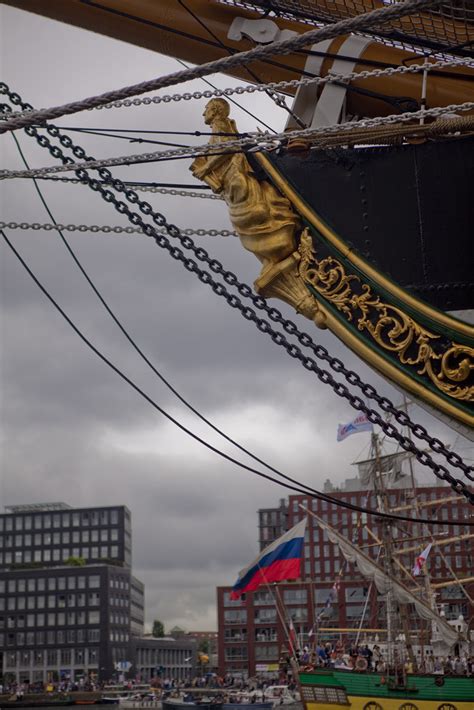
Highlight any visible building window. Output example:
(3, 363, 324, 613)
(89, 575, 100, 589)
(284, 589, 307, 604)
(224, 610, 247, 624)
(88, 611, 100, 624)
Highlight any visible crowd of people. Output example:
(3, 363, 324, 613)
(290, 640, 474, 676)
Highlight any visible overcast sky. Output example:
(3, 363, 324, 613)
(1, 5, 472, 633)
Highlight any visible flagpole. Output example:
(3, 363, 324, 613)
(254, 561, 300, 666)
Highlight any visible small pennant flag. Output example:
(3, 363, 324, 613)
(337, 413, 373, 442)
(412, 543, 432, 576)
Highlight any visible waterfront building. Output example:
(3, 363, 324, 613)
(133, 635, 197, 682)
(217, 481, 474, 677)
(0, 502, 145, 683)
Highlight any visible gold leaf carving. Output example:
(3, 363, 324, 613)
(298, 229, 474, 402)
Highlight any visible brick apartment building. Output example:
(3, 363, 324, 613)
(217, 480, 474, 677)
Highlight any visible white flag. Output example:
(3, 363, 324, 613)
(337, 413, 373, 441)
(412, 543, 432, 576)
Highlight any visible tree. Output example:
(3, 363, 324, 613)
(65, 556, 86, 567)
(198, 639, 209, 655)
(152, 620, 165, 638)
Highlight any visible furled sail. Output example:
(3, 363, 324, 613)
(311, 514, 459, 647)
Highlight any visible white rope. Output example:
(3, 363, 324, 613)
(1, 101, 473, 182)
(3, 57, 471, 118)
(0, 221, 237, 237)
(0, 0, 446, 133)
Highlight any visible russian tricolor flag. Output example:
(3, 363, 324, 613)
(230, 519, 306, 600)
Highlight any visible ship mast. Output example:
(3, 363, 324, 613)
(371, 432, 415, 669)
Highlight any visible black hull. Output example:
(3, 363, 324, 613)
(253, 136, 473, 313)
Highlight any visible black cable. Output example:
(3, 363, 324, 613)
(174, 58, 278, 134)
(176, 0, 306, 129)
(36, 127, 206, 149)
(2, 229, 473, 528)
(11, 132, 329, 508)
(35, 127, 250, 137)
(15, 175, 213, 190)
(11, 131, 439, 528)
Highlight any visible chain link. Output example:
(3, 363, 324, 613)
(9, 175, 224, 200)
(2, 58, 472, 117)
(0, 220, 237, 238)
(2, 84, 473, 503)
(2, 98, 474, 182)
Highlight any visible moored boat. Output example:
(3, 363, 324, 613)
(298, 666, 474, 710)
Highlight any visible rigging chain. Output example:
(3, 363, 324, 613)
(2, 101, 474, 183)
(0, 0, 458, 132)
(18, 175, 223, 200)
(2, 84, 473, 503)
(3, 56, 471, 118)
(0, 221, 237, 238)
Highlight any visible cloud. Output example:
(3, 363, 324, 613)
(1, 5, 471, 634)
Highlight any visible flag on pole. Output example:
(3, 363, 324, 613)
(337, 413, 373, 442)
(412, 543, 432, 576)
(230, 519, 306, 600)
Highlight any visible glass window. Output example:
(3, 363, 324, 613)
(111, 546, 119, 558)
(37, 596, 45, 609)
(100, 546, 108, 558)
(48, 595, 56, 609)
(18, 579, 26, 593)
(82, 512, 90, 526)
(47, 613, 55, 626)
(34, 516, 42, 530)
(62, 531, 70, 544)
(52, 514, 61, 528)
(89, 575, 100, 589)
(43, 515, 51, 529)
(72, 531, 80, 544)
(82, 530, 90, 543)
(77, 576, 86, 589)
(110, 528, 119, 541)
(100, 510, 108, 525)
(5, 518, 13, 531)
(57, 612, 65, 626)
(15, 534, 22, 546)
(88, 610, 100, 624)
(37, 614, 44, 626)
(91, 530, 99, 543)
(24, 516, 32, 530)
(43, 549, 51, 562)
(62, 513, 70, 527)
(110, 510, 118, 525)
(67, 577, 76, 590)
(37, 578, 45, 592)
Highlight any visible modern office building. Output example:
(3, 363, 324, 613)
(217, 481, 474, 677)
(0, 502, 145, 683)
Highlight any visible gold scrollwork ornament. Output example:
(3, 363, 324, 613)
(298, 229, 474, 402)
